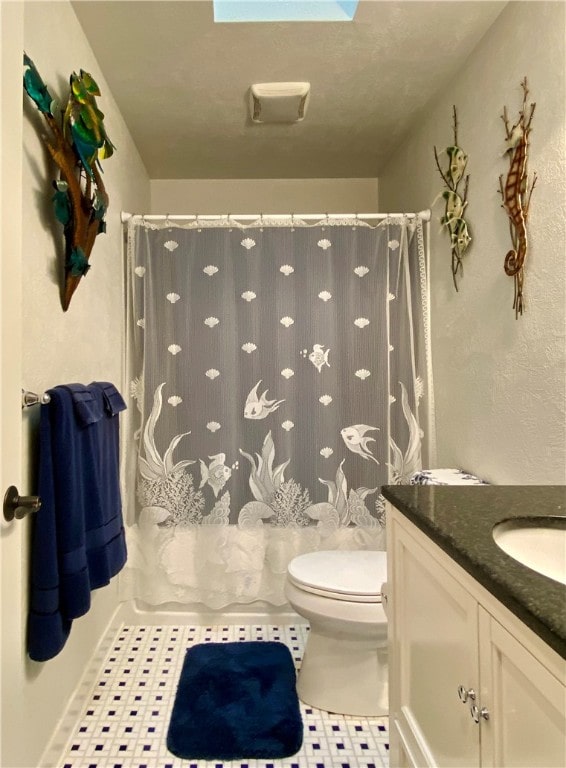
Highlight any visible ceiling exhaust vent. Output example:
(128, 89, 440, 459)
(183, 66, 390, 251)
(250, 82, 310, 124)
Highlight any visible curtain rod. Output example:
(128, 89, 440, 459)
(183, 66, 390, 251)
(121, 210, 431, 223)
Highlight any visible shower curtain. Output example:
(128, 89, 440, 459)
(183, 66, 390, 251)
(122, 215, 432, 608)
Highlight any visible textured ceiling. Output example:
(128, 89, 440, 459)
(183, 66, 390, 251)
(71, 0, 507, 179)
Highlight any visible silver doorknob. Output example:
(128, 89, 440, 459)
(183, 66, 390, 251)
(3, 485, 41, 521)
(457, 685, 476, 703)
(470, 704, 490, 723)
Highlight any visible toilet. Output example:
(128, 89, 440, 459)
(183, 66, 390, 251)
(285, 549, 388, 717)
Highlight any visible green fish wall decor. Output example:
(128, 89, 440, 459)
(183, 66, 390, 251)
(23, 54, 115, 311)
(433, 106, 471, 291)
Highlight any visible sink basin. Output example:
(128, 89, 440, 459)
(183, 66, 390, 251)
(492, 518, 566, 586)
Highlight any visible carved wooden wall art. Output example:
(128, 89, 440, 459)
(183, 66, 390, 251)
(23, 54, 115, 311)
(499, 77, 536, 318)
(434, 106, 471, 291)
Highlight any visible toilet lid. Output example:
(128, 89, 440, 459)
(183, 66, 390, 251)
(287, 550, 387, 602)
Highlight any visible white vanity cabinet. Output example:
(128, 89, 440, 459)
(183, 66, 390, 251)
(386, 502, 566, 768)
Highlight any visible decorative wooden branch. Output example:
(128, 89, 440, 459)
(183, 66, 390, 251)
(498, 77, 536, 318)
(433, 106, 471, 291)
(23, 54, 114, 311)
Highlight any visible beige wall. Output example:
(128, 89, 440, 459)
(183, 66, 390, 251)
(1, 3, 150, 767)
(379, 1, 566, 484)
(150, 177, 379, 214)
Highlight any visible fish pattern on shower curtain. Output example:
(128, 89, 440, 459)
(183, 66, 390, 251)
(122, 218, 430, 608)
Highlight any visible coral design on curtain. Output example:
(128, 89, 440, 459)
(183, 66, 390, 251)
(122, 217, 431, 608)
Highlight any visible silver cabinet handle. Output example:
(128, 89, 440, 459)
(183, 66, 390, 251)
(457, 685, 476, 703)
(470, 704, 490, 723)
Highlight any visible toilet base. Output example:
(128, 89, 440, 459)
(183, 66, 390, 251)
(297, 627, 388, 717)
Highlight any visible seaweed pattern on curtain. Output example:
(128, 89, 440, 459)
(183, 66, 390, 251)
(122, 218, 430, 608)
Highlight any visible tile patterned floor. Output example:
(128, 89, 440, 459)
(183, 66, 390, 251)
(57, 623, 389, 768)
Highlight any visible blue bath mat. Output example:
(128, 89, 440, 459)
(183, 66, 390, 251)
(166, 641, 303, 760)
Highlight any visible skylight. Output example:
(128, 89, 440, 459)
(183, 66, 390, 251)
(214, 1, 359, 23)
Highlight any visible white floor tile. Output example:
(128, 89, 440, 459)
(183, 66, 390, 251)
(57, 623, 389, 768)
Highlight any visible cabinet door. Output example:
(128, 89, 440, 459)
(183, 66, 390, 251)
(389, 519, 480, 767)
(479, 608, 566, 768)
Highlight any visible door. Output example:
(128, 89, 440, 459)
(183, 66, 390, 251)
(478, 608, 566, 768)
(390, 517, 480, 767)
(1, 3, 25, 766)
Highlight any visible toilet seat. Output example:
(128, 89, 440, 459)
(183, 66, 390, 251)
(287, 550, 387, 603)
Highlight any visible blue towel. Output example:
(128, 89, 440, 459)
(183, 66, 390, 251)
(65, 382, 104, 425)
(95, 381, 127, 416)
(27, 382, 127, 661)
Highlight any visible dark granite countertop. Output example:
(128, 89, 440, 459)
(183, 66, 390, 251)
(382, 485, 566, 660)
